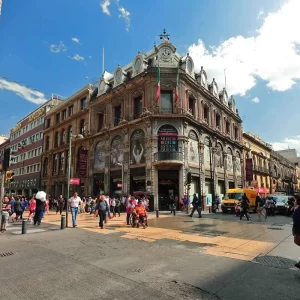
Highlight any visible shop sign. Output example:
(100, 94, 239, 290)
(70, 178, 80, 185)
(158, 125, 178, 153)
(79, 149, 88, 177)
(29, 107, 45, 122)
(117, 183, 122, 188)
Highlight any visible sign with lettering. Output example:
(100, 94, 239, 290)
(158, 125, 178, 152)
(29, 107, 45, 122)
(79, 149, 88, 177)
(70, 178, 80, 185)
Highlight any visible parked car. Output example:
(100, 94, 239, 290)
(272, 195, 292, 214)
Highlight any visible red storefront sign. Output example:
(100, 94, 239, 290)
(70, 178, 80, 185)
(79, 149, 88, 177)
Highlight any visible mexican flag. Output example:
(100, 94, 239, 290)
(156, 67, 160, 101)
(175, 67, 179, 101)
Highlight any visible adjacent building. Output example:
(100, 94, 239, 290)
(87, 36, 244, 210)
(6, 96, 63, 196)
(41, 85, 93, 197)
(0, 138, 10, 198)
(243, 132, 297, 195)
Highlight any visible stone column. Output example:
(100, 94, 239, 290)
(223, 152, 229, 192)
(232, 155, 237, 188)
(122, 128, 130, 195)
(199, 142, 206, 208)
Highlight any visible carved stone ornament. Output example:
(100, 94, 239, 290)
(122, 127, 128, 135)
(100, 125, 109, 133)
(159, 46, 173, 62)
(119, 118, 128, 126)
(123, 162, 129, 172)
(89, 138, 94, 146)
(141, 107, 152, 118)
(146, 160, 152, 170)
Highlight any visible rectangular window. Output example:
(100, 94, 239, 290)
(30, 166, 33, 173)
(68, 105, 74, 117)
(62, 109, 67, 121)
(27, 166, 29, 173)
(56, 113, 60, 124)
(114, 105, 121, 126)
(133, 96, 143, 119)
(80, 97, 87, 110)
(33, 165, 36, 172)
(216, 114, 221, 129)
(204, 106, 209, 122)
(188, 97, 195, 116)
(160, 91, 173, 114)
(37, 164, 40, 172)
(98, 113, 104, 131)
(35, 149, 38, 156)
(46, 118, 51, 128)
(234, 126, 239, 140)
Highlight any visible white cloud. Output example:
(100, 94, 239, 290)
(72, 37, 80, 44)
(118, 5, 131, 31)
(252, 97, 260, 103)
(68, 54, 84, 61)
(100, 0, 111, 16)
(50, 41, 67, 53)
(188, 0, 300, 96)
(271, 135, 300, 154)
(0, 78, 47, 105)
(257, 9, 265, 19)
(89, 56, 92, 59)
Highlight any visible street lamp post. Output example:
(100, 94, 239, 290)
(117, 162, 124, 196)
(66, 134, 84, 228)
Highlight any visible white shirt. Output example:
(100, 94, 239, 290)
(105, 197, 110, 207)
(68, 196, 81, 208)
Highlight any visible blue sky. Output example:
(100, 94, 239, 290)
(1, 0, 300, 151)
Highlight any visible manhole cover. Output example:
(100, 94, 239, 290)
(0, 252, 14, 258)
(253, 255, 297, 269)
(267, 227, 284, 230)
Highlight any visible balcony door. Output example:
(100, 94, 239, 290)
(160, 91, 173, 114)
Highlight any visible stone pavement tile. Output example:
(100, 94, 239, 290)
(234, 240, 276, 256)
(267, 240, 300, 261)
(216, 263, 300, 300)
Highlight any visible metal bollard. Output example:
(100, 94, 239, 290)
(156, 209, 159, 218)
(61, 215, 66, 229)
(173, 208, 176, 216)
(22, 220, 27, 234)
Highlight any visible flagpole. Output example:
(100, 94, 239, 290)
(102, 47, 105, 75)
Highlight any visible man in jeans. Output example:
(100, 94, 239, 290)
(98, 195, 108, 229)
(68, 192, 81, 228)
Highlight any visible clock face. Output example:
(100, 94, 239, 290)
(160, 47, 172, 62)
(115, 69, 122, 83)
(100, 81, 105, 92)
(187, 59, 193, 73)
(213, 84, 218, 95)
(135, 58, 142, 71)
(201, 72, 206, 85)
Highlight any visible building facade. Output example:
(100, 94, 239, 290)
(0, 139, 10, 198)
(243, 132, 272, 193)
(6, 97, 63, 196)
(243, 132, 297, 195)
(41, 85, 93, 197)
(86, 37, 244, 210)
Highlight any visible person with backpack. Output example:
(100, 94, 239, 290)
(240, 194, 250, 221)
(98, 195, 109, 229)
(189, 194, 202, 218)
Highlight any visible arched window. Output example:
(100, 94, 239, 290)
(43, 157, 48, 176)
(79, 119, 86, 136)
(61, 129, 66, 145)
(45, 136, 49, 151)
(67, 126, 72, 143)
(54, 131, 59, 148)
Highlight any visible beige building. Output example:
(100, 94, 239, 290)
(0, 135, 8, 145)
(41, 85, 93, 197)
(243, 132, 272, 193)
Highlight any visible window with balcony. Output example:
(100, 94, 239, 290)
(188, 97, 196, 117)
(133, 96, 143, 119)
(160, 91, 173, 114)
(79, 119, 86, 136)
(203, 105, 209, 123)
(62, 109, 67, 121)
(52, 154, 58, 174)
(68, 105, 74, 117)
(45, 136, 49, 151)
(54, 131, 59, 148)
(216, 113, 221, 129)
(226, 121, 230, 135)
(80, 97, 87, 110)
(61, 129, 66, 145)
(56, 113, 60, 124)
(114, 105, 121, 126)
(98, 113, 104, 132)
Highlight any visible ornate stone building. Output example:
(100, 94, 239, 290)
(87, 36, 244, 210)
(41, 85, 93, 196)
(243, 132, 297, 195)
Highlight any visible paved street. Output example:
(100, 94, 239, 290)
(0, 211, 300, 300)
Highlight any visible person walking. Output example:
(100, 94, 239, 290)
(56, 195, 65, 215)
(14, 197, 24, 222)
(114, 197, 121, 217)
(28, 197, 36, 221)
(68, 192, 81, 228)
(1, 197, 11, 232)
(98, 195, 109, 229)
(240, 195, 250, 221)
(111, 197, 116, 217)
(126, 197, 136, 225)
(189, 194, 202, 218)
(292, 196, 300, 269)
(34, 197, 46, 226)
